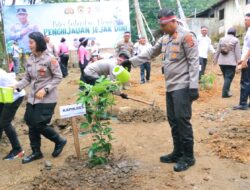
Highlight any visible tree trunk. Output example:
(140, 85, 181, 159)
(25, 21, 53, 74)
(133, 0, 148, 41)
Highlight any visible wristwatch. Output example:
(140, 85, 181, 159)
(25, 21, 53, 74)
(44, 88, 49, 94)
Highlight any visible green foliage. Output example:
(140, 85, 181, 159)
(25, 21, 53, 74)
(77, 76, 119, 166)
(129, 0, 218, 42)
(200, 73, 216, 90)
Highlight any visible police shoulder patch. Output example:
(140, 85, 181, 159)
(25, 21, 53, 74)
(184, 33, 195, 48)
(51, 58, 58, 65)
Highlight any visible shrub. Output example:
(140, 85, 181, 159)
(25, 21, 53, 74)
(200, 73, 216, 90)
(77, 76, 119, 166)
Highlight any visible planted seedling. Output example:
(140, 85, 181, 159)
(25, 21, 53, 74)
(77, 76, 119, 166)
(200, 73, 216, 90)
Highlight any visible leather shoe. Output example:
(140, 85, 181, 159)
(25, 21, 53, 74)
(173, 156, 196, 172)
(52, 138, 67, 157)
(22, 152, 43, 164)
(160, 152, 182, 163)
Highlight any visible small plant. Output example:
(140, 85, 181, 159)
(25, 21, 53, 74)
(77, 76, 119, 166)
(200, 73, 216, 90)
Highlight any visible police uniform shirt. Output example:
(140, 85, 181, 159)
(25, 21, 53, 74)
(130, 25, 199, 92)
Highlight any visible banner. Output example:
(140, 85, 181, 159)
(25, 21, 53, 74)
(3, 1, 130, 53)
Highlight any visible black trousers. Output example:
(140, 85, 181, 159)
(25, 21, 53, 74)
(24, 103, 61, 151)
(220, 65, 236, 96)
(0, 97, 23, 151)
(166, 88, 194, 158)
(140, 62, 151, 82)
(80, 73, 98, 85)
(239, 60, 250, 106)
(199, 57, 207, 80)
(60, 54, 69, 77)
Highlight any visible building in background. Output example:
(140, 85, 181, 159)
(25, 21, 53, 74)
(188, 0, 250, 35)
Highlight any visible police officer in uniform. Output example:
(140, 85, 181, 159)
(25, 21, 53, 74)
(122, 8, 199, 172)
(233, 13, 250, 110)
(9, 8, 39, 53)
(115, 31, 134, 58)
(14, 32, 66, 164)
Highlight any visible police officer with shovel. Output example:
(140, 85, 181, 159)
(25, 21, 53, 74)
(121, 8, 199, 172)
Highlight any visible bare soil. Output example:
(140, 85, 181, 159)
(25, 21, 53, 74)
(0, 59, 249, 190)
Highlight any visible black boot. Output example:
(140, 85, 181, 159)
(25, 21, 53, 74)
(174, 143, 195, 172)
(173, 156, 196, 172)
(22, 148, 43, 164)
(160, 131, 183, 163)
(52, 138, 67, 157)
(38, 125, 67, 157)
(160, 141, 183, 163)
(160, 151, 183, 163)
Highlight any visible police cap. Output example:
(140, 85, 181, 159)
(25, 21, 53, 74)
(17, 8, 27, 15)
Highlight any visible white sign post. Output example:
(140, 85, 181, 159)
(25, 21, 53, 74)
(59, 104, 86, 159)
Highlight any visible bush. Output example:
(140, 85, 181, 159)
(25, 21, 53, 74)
(77, 77, 119, 166)
(200, 73, 216, 90)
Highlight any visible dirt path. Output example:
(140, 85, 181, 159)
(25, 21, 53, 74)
(0, 61, 249, 190)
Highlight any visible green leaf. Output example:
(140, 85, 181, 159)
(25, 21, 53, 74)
(98, 157, 108, 165)
(80, 130, 92, 136)
(80, 122, 89, 129)
(103, 127, 112, 135)
(86, 115, 92, 123)
(103, 143, 112, 154)
(108, 134, 113, 141)
(94, 135, 101, 140)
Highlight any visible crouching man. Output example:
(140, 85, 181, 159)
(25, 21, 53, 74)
(121, 8, 199, 172)
(81, 51, 130, 99)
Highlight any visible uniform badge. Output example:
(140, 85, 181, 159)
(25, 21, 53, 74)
(184, 33, 195, 48)
(51, 58, 58, 65)
(171, 53, 177, 59)
(39, 67, 46, 76)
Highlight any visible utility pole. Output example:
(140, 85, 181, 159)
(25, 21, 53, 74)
(176, 0, 189, 29)
(134, 0, 148, 41)
(156, 0, 162, 9)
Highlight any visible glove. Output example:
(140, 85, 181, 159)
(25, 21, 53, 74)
(189, 89, 199, 101)
(120, 93, 129, 99)
(121, 60, 132, 72)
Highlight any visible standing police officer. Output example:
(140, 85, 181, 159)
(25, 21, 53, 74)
(233, 13, 250, 110)
(9, 8, 39, 53)
(122, 8, 199, 172)
(15, 32, 66, 164)
(115, 31, 134, 58)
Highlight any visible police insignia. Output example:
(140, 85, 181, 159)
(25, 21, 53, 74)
(184, 34, 195, 48)
(51, 59, 58, 65)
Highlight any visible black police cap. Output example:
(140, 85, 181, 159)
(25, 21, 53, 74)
(17, 8, 27, 14)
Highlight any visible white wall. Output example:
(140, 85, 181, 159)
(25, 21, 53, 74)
(215, 0, 250, 34)
(187, 18, 219, 36)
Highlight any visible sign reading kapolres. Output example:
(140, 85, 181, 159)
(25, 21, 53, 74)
(3, 1, 130, 53)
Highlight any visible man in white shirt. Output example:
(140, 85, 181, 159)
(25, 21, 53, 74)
(136, 37, 152, 84)
(198, 26, 215, 79)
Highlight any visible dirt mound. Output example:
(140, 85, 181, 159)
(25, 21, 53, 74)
(31, 155, 140, 190)
(209, 121, 250, 163)
(117, 106, 166, 123)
